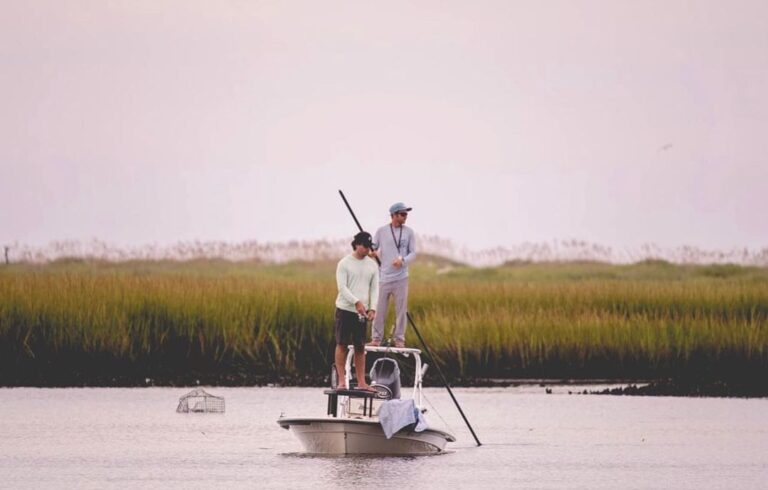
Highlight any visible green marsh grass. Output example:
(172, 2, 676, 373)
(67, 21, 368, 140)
(1, 258, 766, 385)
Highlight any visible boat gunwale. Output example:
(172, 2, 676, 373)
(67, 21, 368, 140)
(276, 416, 457, 442)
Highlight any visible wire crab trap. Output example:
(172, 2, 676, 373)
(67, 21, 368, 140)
(176, 388, 225, 413)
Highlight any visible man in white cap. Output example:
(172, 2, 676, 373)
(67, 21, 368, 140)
(367, 202, 417, 348)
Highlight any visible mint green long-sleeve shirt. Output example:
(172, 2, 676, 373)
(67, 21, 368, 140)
(335, 254, 380, 313)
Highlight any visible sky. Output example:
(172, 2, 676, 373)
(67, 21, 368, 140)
(1, 1, 767, 251)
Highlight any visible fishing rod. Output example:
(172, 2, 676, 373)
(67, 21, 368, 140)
(337, 189, 482, 447)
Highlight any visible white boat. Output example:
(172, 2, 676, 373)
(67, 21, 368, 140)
(277, 345, 456, 455)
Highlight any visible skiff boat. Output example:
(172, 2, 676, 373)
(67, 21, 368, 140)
(277, 345, 456, 455)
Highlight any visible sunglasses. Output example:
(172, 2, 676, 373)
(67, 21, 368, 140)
(396, 212, 408, 217)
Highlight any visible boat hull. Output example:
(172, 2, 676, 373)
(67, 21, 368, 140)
(277, 417, 455, 455)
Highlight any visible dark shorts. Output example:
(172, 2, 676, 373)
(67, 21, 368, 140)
(335, 308, 366, 349)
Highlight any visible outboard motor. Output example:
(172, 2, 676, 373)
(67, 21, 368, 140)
(369, 357, 401, 400)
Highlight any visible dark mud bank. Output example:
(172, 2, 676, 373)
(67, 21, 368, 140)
(587, 378, 768, 398)
(3, 368, 767, 398)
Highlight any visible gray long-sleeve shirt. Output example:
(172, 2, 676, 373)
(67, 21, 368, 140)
(373, 224, 416, 284)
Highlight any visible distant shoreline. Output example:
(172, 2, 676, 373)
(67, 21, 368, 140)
(4, 237, 768, 267)
(2, 375, 765, 398)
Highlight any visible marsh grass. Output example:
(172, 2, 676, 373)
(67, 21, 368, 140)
(1, 258, 766, 385)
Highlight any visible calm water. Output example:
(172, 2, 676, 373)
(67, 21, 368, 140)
(1, 386, 766, 489)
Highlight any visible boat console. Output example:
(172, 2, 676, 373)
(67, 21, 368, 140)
(369, 357, 401, 400)
(323, 388, 380, 417)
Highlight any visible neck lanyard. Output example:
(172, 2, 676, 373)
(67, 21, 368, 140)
(389, 224, 402, 252)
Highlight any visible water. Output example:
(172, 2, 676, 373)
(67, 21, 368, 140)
(1, 386, 766, 489)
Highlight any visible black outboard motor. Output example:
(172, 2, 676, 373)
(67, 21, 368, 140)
(369, 358, 401, 400)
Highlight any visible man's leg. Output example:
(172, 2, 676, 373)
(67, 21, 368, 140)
(334, 308, 349, 387)
(393, 278, 409, 343)
(353, 348, 369, 389)
(370, 282, 392, 342)
(335, 344, 348, 388)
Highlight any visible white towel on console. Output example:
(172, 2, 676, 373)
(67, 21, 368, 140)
(378, 399, 428, 439)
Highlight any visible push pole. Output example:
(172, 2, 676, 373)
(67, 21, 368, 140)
(338, 190, 381, 266)
(407, 312, 482, 446)
(338, 190, 365, 239)
(337, 189, 481, 446)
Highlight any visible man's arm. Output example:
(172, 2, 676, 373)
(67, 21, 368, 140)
(370, 264, 379, 308)
(370, 227, 383, 259)
(336, 260, 358, 305)
(403, 230, 417, 265)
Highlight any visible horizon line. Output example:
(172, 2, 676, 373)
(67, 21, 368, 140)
(3, 236, 767, 267)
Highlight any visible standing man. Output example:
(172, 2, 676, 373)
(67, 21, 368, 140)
(335, 231, 378, 390)
(368, 202, 417, 348)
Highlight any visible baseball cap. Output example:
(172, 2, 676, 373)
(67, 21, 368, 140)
(389, 202, 413, 214)
(352, 231, 373, 248)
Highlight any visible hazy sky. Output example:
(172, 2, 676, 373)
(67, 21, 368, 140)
(2, 1, 766, 250)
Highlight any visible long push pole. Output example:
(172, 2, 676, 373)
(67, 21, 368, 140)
(338, 190, 366, 241)
(407, 312, 482, 446)
(337, 189, 481, 446)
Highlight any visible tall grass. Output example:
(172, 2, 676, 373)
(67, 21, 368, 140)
(1, 259, 766, 385)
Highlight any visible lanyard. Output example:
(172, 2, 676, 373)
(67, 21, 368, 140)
(389, 224, 403, 253)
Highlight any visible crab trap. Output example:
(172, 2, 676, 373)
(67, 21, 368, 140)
(176, 388, 225, 413)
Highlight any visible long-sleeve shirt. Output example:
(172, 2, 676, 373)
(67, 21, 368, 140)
(373, 224, 416, 284)
(335, 254, 380, 313)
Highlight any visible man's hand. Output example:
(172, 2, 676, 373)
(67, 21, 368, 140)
(366, 309, 376, 322)
(355, 301, 367, 317)
(392, 256, 404, 268)
(369, 250, 379, 259)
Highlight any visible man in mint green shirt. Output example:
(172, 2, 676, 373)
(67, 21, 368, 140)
(334, 231, 379, 390)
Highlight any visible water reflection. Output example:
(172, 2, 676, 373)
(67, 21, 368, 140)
(0, 387, 767, 489)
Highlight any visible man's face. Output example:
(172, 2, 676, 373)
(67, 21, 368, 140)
(355, 243, 371, 255)
(394, 211, 408, 223)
